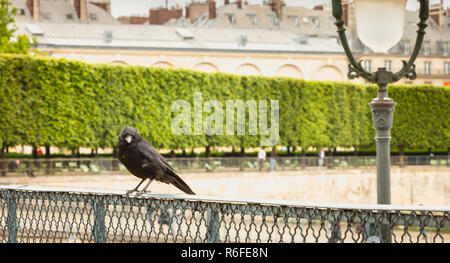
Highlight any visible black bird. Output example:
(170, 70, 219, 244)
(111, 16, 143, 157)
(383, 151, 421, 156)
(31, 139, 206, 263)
(117, 126, 196, 195)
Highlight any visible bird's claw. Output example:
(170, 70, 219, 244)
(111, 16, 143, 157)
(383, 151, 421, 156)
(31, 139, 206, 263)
(124, 189, 138, 196)
(124, 189, 151, 196)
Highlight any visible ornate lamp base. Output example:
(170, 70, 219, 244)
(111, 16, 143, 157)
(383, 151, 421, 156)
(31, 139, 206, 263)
(369, 89, 397, 205)
(369, 84, 396, 243)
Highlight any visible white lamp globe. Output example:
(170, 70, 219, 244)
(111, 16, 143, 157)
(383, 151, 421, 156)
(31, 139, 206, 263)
(354, 0, 407, 53)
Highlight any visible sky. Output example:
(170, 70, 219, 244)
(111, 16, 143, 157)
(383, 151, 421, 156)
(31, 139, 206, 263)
(110, 0, 450, 18)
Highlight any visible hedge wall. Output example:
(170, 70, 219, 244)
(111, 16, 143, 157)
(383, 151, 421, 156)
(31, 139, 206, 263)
(0, 54, 448, 153)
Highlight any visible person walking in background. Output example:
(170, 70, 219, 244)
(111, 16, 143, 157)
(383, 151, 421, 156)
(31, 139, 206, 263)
(258, 148, 266, 172)
(270, 147, 277, 172)
(13, 159, 34, 177)
(318, 147, 325, 171)
(328, 221, 342, 243)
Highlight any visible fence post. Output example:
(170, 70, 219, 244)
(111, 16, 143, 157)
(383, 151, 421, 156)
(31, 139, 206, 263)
(206, 206, 220, 243)
(93, 199, 106, 243)
(380, 223, 392, 243)
(6, 192, 18, 243)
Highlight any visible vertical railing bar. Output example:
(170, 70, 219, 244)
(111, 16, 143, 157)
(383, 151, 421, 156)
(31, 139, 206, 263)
(93, 197, 106, 243)
(6, 191, 18, 243)
(206, 205, 221, 243)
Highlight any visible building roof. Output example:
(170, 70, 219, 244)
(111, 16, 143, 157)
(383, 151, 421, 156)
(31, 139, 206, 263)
(39, 0, 79, 23)
(167, 4, 339, 38)
(85, 2, 118, 24)
(10, 1, 450, 57)
(10, 0, 118, 24)
(9, 0, 34, 23)
(15, 22, 343, 54)
(167, 2, 450, 57)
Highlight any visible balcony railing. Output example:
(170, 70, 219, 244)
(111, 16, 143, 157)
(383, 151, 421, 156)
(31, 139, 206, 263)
(415, 69, 450, 78)
(0, 186, 448, 243)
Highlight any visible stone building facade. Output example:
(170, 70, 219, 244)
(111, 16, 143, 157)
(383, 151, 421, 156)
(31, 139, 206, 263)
(10, 0, 450, 86)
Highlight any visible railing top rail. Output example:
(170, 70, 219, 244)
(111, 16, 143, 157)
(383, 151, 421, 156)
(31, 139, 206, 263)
(1, 184, 449, 213)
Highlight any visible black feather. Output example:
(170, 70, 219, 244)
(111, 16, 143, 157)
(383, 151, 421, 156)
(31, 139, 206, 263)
(117, 126, 196, 195)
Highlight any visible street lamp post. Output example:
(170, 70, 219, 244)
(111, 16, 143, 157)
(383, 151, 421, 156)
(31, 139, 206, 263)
(331, 0, 429, 242)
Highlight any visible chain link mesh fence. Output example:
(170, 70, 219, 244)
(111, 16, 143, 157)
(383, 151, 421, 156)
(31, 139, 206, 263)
(0, 186, 448, 243)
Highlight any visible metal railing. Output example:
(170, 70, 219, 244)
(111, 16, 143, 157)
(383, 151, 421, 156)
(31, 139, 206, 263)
(0, 155, 448, 177)
(0, 186, 449, 243)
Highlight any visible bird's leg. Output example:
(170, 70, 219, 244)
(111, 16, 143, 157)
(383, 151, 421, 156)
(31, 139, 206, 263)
(125, 178, 146, 195)
(140, 179, 154, 193)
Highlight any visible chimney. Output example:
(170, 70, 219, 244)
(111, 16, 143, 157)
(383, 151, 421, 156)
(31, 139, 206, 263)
(149, 7, 183, 25)
(313, 5, 323, 11)
(237, 0, 242, 9)
(27, 0, 40, 21)
(342, 0, 354, 28)
(430, 1, 444, 30)
(341, 0, 358, 45)
(268, 0, 285, 20)
(74, 0, 87, 22)
(185, 6, 190, 18)
(186, 2, 209, 23)
(342, 0, 348, 25)
(209, 0, 216, 20)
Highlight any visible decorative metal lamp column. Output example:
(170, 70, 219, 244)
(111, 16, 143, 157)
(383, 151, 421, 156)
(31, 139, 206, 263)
(331, 0, 429, 241)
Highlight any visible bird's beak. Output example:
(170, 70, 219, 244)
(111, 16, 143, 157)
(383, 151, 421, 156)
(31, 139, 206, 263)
(125, 135, 133, 144)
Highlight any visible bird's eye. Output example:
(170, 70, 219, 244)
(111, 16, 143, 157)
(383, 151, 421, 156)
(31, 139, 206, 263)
(125, 135, 133, 144)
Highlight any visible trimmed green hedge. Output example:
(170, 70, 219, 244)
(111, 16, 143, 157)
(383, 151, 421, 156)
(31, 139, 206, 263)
(0, 54, 448, 152)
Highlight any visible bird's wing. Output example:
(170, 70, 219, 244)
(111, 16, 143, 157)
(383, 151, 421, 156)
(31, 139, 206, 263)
(158, 153, 177, 173)
(137, 139, 175, 173)
(137, 140, 195, 195)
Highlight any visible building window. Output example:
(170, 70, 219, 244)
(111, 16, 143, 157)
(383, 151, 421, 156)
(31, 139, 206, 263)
(400, 40, 411, 55)
(441, 41, 449, 55)
(226, 13, 236, 24)
(385, 60, 392, 72)
(364, 60, 371, 72)
(310, 16, 320, 27)
(66, 14, 73, 19)
(422, 41, 430, 55)
(288, 15, 300, 27)
(424, 61, 431, 75)
(90, 13, 97, 20)
(444, 62, 450, 76)
(269, 14, 279, 26)
(246, 14, 258, 25)
(18, 8, 25, 15)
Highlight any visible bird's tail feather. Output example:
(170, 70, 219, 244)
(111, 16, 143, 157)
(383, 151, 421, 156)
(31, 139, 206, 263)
(166, 170, 196, 195)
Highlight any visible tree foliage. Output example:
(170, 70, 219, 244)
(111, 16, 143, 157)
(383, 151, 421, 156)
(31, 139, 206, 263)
(0, 54, 448, 152)
(0, 0, 31, 54)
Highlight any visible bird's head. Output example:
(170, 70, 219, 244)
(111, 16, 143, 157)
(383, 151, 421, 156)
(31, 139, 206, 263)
(119, 126, 140, 145)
